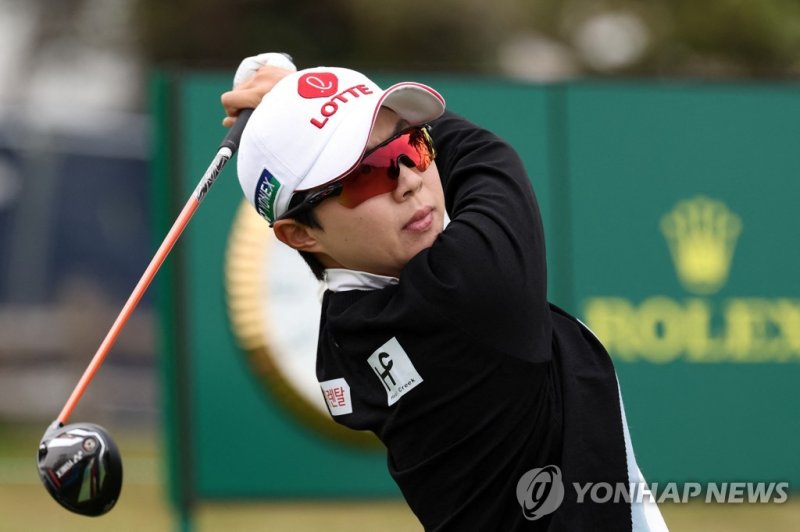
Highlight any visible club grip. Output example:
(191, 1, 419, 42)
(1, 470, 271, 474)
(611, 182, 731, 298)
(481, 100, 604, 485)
(220, 108, 254, 153)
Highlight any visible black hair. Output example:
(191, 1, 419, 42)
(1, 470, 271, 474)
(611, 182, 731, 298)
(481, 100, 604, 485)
(284, 192, 326, 280)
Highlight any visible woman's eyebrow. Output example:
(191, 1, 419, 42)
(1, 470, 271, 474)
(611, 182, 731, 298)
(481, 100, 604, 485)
(367, 119, 412, 152)
(390, 119, 411, 138)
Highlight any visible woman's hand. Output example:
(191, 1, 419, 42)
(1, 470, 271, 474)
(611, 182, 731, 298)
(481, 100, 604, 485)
(221, 53, 296, 127)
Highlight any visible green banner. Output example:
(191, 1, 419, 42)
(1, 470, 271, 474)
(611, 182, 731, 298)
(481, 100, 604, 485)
(566, 84, 800, 484)
(154, 74, 800, 507)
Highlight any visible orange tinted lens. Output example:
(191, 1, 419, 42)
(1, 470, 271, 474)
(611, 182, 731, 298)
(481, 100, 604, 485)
(337, 129, 434, 208)
(337, 164, 399, 207)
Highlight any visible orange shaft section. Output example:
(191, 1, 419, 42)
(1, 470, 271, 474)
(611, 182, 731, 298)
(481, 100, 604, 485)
(57, 197, 201, 424)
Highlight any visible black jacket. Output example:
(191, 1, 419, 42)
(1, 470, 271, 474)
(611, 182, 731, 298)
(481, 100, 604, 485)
(315, 111, 632, 531)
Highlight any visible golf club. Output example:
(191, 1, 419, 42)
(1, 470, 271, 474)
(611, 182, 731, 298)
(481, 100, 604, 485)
(36, 52, 295, 516)
(36, 109, 252, 515)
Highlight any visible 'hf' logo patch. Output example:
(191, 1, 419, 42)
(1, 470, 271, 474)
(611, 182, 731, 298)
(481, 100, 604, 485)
(368, 337, 423, 406)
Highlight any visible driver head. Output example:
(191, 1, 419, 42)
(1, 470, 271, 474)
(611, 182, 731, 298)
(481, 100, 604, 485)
(37, 422, 123, 516)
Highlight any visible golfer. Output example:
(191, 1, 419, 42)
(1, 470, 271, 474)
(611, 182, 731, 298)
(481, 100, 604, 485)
(222, 56, 667, 531)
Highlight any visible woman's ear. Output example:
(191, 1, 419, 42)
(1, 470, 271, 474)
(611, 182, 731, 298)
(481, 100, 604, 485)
(273, 220, 322, 252)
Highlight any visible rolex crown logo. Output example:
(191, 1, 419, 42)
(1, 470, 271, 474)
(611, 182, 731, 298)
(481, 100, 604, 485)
(660, 196, 742, 295)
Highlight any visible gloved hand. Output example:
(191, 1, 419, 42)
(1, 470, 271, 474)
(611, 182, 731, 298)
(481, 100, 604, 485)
(221, 52, 297, 127)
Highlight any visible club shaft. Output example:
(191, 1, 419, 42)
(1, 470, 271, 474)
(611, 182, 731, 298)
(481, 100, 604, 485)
(57, 146, 234, 424)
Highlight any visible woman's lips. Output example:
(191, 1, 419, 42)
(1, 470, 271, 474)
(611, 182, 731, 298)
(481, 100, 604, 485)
(404, 207, 434, 232)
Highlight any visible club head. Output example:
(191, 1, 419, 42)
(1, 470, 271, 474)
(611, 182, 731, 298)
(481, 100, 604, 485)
(37, 421, 123, 516)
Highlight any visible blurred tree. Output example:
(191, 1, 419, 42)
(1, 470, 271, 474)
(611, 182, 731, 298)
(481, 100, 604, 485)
(133, 0, 509, 72)
(133, 0, 356, 70)
(133, 0, 800, 78)
(665, 0, 800, 77)
(521, 0, 800, 78)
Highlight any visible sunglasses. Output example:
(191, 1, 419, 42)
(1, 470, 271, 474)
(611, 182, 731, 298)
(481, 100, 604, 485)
(277, 126, 436, 222)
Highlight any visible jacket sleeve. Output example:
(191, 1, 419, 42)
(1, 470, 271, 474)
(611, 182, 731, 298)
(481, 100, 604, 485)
(401, 110, 552, 361)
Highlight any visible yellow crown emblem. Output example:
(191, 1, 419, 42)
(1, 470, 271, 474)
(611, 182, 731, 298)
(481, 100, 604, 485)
(660, 196, 742, 295)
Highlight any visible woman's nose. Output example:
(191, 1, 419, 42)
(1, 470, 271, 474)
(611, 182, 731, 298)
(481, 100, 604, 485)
(392, 161, 424, 201)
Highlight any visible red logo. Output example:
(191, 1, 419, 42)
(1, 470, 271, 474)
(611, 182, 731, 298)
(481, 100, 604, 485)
(298, 72, 338, 99)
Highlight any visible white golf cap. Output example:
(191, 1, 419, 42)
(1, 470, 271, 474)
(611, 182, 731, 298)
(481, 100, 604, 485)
(237, 66, 445, 224)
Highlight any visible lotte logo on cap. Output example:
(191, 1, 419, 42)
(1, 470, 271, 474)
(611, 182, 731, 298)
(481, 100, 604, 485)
(298, 72, 338, 99)
(296, 70, 376, 129)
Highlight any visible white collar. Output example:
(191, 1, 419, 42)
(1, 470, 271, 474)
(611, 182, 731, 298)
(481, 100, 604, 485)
(322, 212, 451, 293)
(324, 268, 399, 292)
